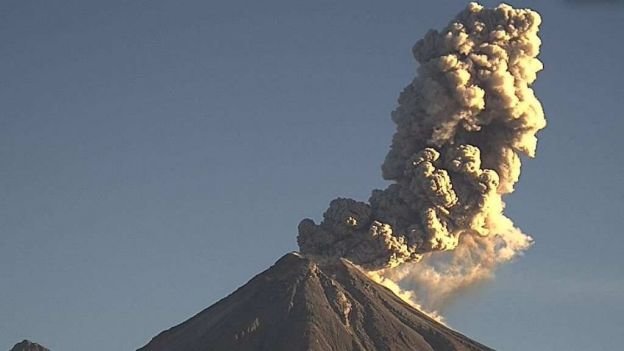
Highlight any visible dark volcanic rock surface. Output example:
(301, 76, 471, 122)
(139, 253, 493, 351)
(9, 340, 49, 351)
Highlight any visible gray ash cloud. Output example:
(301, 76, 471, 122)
(298, 3, 546, 273)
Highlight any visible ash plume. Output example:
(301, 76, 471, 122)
(298, 2, 545, 306)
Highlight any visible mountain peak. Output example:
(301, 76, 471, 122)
(9, 340, 49, 351)
(139, 252, 492, 351)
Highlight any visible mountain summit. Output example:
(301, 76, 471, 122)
(138, 253, 493, 351)
(9, 340, 49, 351)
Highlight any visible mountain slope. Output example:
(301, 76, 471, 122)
(138, 253, 493, 351)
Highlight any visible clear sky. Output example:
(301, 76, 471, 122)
(1, 1, 623, 350)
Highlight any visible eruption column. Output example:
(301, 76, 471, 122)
(297, 2, 545, 278)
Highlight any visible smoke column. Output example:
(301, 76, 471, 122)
(297, 2, 545, 309)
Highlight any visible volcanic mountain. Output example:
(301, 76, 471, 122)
(9, 340, 49, 351)
(138, 253, 493, 351)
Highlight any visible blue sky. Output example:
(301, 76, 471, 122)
(1, 1, 623, 350)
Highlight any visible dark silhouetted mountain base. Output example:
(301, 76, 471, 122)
(139, 253, 493, 351)
(9, 340, 49, 351)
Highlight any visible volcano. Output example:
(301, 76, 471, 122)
(138, 253, 493, 351)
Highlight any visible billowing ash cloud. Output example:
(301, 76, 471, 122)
(297, 3, 545, 272)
